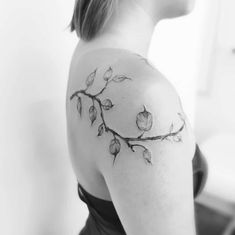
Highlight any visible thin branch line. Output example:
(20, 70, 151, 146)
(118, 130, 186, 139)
(70, 89, 186, 153)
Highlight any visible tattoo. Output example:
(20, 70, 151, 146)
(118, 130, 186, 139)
(134, 53, 155, 70)
(70, 67, 186, 166)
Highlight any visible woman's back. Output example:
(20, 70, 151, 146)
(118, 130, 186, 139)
(66, 46, 199, 235)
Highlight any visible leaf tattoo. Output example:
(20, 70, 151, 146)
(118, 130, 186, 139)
(136, 105, 153, 132)
(76, 96, 82, 117)
(102, 99, 114, 110)
(143, 149, 152, 165)
(109, 138, 121, 166)
(173, 134, 182, 142)
(89, 105, 97, 125)
(97, 123, 105, 137)
(86, 69, 97, 88)
(112, 75, 132, 83)
(70, 66, 186, 166)
(103, 67, 113, 81)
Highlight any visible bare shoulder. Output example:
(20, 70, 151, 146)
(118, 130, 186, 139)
(70, 57, 197, 234)
(68, 51, 196, 166)
(68, 53, 196, 167)
(68, 55, 197, 233)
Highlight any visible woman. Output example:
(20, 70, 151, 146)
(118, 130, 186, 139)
(66, 0, 207, 234)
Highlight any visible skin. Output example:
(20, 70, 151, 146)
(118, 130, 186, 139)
(67, 1, 197, 234)
(70, 67, 187, 166)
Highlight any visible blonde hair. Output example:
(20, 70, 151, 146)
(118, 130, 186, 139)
(70, 0, 117, 41)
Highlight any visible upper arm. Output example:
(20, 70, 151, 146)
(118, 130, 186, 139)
(97, 72, 196, 235)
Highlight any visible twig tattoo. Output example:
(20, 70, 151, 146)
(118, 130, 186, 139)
(135, 53, 155, 69)
(70, 67, 186, 166)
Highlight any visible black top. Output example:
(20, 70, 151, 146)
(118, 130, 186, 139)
(77, 144, 208, 235)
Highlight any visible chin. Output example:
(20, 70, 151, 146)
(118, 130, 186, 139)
(164, 1, 196, 19)
(184, 1, 196, 14)
(178, 6, 194, 17)
(168, 7, 194, 19)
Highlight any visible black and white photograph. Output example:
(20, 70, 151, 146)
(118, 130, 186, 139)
(1, 0, 235, 234)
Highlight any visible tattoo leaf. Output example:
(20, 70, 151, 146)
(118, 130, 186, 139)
(143, 148, 153, 165)
(173, 134, 182, 142)
(89, 105, 97, 125)
(77, 96, 82, 117)
(136, 105, 153, 132)
(97, 123, 105, 136)
(102, 99, 114, 110)
(86, 69, 97, 88)
(103, 67, 113, 81)
(109, 138, 121, 163)
(112, 75, 132, 83)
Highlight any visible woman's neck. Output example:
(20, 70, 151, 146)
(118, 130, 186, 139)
(77, 1, 162, 58)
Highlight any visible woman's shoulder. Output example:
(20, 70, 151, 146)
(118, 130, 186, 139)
(68, 47, 194, 147)
(76, 50, 197, 234)
(68, 46, 196, 168)
(71, 47, 174, 94)
(71, 47, 182, 114)
(67, 48, 196, 207)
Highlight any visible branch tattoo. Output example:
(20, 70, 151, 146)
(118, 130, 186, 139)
(70, 67, 186, 166)
(135, 53, 155, 69)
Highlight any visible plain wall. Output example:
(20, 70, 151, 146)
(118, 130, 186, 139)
(0, 0, 214, 234)
(149, 0, 216, 126)
(195, 0, 235, 141)
(194, 0, 235, 203)
(0, 1, 88, 235)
